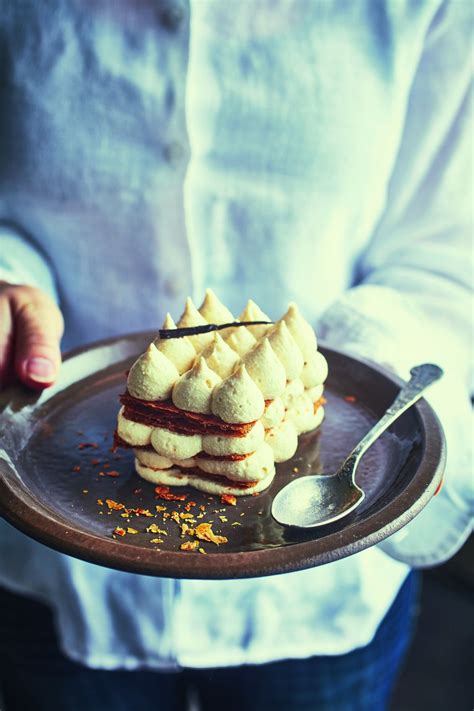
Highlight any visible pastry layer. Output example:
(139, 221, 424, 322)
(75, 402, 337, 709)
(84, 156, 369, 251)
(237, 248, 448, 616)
(120, 392, 256, 436)
(194, 442, 274, 482)
(135, 459, 275, 496)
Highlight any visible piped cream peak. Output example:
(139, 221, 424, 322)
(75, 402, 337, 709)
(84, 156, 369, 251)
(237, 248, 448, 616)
(154, 313, 196, 374)
(268, 320, 304, 380)
(127, 343, 179, 401)
(200, 333, 240, 379)
(177, 297, 214, 350)
(239, 299, 272, 338)
(225, 323, 257, 357)
(172, 357, 222, 414)
(243, 338, 286, 399)
(281, 302, 317, 358)
(199, 288, 234, 324)
(212, 364, 265, 424)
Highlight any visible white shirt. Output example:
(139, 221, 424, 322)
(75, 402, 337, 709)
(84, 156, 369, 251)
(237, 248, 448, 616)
(0, 0, 472, 670)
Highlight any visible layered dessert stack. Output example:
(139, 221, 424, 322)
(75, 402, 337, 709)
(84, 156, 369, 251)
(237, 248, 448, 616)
(116, 290, 328, 496)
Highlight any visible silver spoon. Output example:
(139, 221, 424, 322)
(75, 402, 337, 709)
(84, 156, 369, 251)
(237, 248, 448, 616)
(271, 363, 443, 528)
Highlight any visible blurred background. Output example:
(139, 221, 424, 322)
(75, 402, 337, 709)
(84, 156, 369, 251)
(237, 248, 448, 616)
(391, 534, 474, 711)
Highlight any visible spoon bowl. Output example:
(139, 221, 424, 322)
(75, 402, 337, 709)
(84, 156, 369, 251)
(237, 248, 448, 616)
(272, 363, 443, 529)
(272, 474, 365, 528)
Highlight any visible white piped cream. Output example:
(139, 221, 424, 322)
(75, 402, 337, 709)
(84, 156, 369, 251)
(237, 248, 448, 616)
(265, 419, 298, 463)
(282, 302, 317, 359)
(261, 397, 285, 428)
(154, 313, 196, 374)
(177, 297, 214, 350)
(200, 333, 240, 379)
(202, 421, 265, 456)
(198, 288, 234, 324)
(225, 324, 257, 357)
(281, 379, 304, 408)
(306, 384, 324, 403)
(239, 299, 272, 338)
(301, 350, 329, 388)
(134, 448, 173, 470)
(243, 339, 286, 399)
(196, 442, 275, 482)
(127, 343, 179, 401)
(117, 407, 153, 446)
(286, 393, 318, 435)
(172, 358, 222, 414)
(150, 427, 202, 459)
(268, 321, 304, 380)
(212, 364, 265, 424)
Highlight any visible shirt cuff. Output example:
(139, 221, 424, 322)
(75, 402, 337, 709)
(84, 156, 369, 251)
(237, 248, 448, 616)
(0, 226, 58, 302)
(317, 284, 474, 568)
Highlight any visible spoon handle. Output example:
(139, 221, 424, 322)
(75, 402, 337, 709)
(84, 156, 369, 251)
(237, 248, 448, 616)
(340, 363, 443, 477)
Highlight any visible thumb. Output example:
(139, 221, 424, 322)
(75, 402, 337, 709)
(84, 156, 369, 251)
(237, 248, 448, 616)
(11, 286, 64, 389)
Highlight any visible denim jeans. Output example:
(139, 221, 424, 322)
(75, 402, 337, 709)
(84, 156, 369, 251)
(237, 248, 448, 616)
(0, 572, 419, 711)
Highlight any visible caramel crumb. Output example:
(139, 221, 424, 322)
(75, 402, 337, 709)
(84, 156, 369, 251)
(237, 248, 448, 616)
(180, 540, 199, 551)
(126, 527, 138, 534)
(113, 526, 126, 537)
(155, 486, 187, 502)
(195, 523, 228, 546)
(146, 524, 167, 535)
(106, 499, 125, 511)
(72, 465, 81, 473)
(150, 538, 164, 544)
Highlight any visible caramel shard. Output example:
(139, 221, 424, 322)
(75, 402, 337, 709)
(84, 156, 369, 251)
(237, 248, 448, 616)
(195, 523, 228, 545)
(146, 524, 167, 535)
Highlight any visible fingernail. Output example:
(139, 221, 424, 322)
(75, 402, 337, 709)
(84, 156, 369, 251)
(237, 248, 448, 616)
(26, 357, 56, 381)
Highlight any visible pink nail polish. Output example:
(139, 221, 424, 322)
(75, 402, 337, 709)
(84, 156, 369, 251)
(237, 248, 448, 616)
(26, 357, 55, 381)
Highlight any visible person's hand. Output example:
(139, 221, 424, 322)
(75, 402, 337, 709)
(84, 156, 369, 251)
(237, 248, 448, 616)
(0, 281, 64, 391)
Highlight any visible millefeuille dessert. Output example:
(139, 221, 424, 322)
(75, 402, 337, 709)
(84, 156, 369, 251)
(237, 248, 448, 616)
(115, 290, 328, 496)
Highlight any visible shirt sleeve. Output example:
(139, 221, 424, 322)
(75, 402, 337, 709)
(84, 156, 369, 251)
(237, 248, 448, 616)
(0, 224, 58, 302)
(317, 0, 473, 567)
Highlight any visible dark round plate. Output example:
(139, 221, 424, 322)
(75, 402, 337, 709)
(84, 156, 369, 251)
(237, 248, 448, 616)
(0, 332, 445, 579)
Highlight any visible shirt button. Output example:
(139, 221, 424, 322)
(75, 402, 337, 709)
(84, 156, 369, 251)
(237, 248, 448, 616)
(160, 3, 185, 31)
(163, 141, 184, 165)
